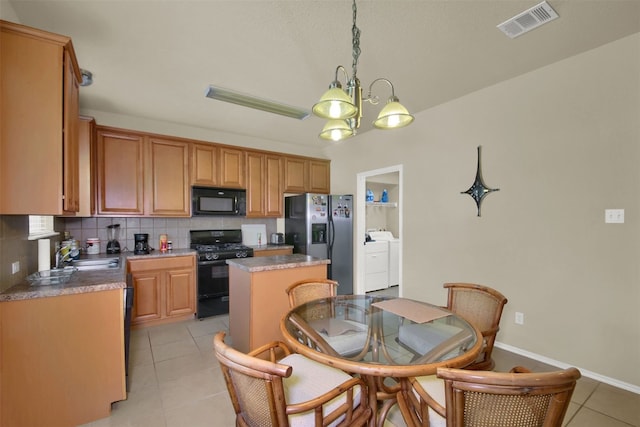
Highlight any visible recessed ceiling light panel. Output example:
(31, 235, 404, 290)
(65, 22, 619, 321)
(205, 85, 310, 120)
(497, 1, 559, 39)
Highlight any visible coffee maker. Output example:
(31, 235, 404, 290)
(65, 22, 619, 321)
(134, 233, 150, 255)
(106, 224, 121, 254)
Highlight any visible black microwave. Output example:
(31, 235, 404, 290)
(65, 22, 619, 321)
(192, 187, 246, 216)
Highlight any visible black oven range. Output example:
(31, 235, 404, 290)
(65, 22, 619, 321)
(189, 229, 254, 318)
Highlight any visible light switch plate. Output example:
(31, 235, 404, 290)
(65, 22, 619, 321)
(605, 209, 624, 223)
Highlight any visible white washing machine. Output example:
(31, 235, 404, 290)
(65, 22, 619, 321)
(364, 239, 389, 292)
(368, 231, 400, 288)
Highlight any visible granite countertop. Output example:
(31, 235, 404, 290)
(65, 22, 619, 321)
(0, 249, 196, 302)
(226, 253, 330, 273)
(248, 244, 294, 251)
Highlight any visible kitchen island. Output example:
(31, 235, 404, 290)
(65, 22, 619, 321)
(227, 254, 330, 352)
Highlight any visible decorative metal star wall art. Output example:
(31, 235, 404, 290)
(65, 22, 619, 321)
(461, 146, 499, 216)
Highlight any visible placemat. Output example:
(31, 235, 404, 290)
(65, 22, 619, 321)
(371, 299, 450, 324)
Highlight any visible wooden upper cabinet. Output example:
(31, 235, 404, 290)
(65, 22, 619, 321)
(246, 151, 283, 218)
(63, 49, 80, 213)
(191, 143, 218, 186)
(96, 128, 191, 217)
(264, 154, 283, 216)
(246, 152, 265, 217)
(96, 128, 145, 215)
(219, 147, 245, 188)
(308, 159, 330, 194)
(76, 116, 96, 217)
(147, 138, 190, 216)
(284, 157, 307, 193)
(284, 156, 330, 194)
(0, 20, 81, 214)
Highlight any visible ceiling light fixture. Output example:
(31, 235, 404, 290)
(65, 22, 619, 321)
(312, 0, 414, 142)
(205, 85, 311, 120)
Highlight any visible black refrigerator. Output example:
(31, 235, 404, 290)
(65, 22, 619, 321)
(285, 194, 353, 294)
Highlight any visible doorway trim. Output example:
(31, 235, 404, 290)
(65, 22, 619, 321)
(356, 164, 403, 295)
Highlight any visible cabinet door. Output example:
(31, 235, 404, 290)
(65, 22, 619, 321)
(96, 128, 145, 215)
(62, 49, 80, 213)
(264, 154, 283, 216)
(308, 160, 330, 194)
(245, 152, 265, 217)
(76, 116, 95, 216)
(131, 271, 162, 325)
(0, 23, 65, 214)
(219, 147, 245, 188)
(284, 156, 307, 193)
(191, 143, 218, 186)
(165, 268, 196, 317)
(148, 138, 190, 216)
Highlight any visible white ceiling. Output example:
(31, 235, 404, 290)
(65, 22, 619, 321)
(7, 0, 640, 150)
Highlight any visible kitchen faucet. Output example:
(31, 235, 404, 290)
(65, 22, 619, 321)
(54, 245, 72, 269)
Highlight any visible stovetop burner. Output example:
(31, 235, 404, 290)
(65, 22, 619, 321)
(190, 229, 254, 261)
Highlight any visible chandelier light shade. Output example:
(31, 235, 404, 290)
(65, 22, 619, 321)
(374, 98, 415, 129)
(319, 119, 355, 141)
(312, 83, 357, 120)
(312, 0, 414, 141)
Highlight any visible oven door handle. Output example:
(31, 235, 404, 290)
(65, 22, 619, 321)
(198, 259, 228, 267)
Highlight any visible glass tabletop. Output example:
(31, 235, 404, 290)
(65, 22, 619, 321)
(281, 294, 481, 374)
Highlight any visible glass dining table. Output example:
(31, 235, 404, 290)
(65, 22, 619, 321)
(279, 294, 483, 427)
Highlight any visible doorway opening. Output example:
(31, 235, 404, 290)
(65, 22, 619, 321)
(356, 165, 403, 296)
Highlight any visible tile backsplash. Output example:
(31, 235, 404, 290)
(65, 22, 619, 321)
(61, 217, 278, 254)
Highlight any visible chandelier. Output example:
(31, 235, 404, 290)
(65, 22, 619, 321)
(312, 0, 414, 141)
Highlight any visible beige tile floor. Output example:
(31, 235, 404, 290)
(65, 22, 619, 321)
(81, 310, 639, 427)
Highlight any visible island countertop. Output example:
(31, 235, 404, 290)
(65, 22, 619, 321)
(226, 254, 330, 273)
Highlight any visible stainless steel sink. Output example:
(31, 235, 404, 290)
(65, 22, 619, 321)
(71, 257, 120, 271)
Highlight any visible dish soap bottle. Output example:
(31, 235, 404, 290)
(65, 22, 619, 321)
(381, 189, 389, 203)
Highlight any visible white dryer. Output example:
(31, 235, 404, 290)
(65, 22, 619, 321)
(368, 231, 400, 288)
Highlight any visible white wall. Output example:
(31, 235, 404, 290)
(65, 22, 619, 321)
(0, 0, 19, 21)
(327, 33, 640, 389)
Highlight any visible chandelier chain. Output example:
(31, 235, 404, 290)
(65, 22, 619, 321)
(351, 0, 361, 78)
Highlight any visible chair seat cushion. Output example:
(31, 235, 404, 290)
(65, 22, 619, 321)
(414, 375, 446, 427)
(398, 322, 463, 356)
(318, 319, 369, 356)
(281, 353, 362, 426)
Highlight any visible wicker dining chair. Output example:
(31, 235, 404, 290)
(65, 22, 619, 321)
(443, 283, 508, 370)
(286, 279, 371, 359)
(286, 278, 339, 308)
(397, 366, 581, 427)
(213, 331, 371, 427)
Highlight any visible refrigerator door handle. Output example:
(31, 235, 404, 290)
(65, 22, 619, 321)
(328, 216, 334, 257)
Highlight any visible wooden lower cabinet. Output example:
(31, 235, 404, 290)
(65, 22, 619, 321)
(0, 289, 126, 426)
(128, 254, 196, 327)
(228, 263, 327, 353)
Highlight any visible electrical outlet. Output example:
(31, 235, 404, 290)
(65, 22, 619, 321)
(515, 312, 524, 325)
(11, 261, 20, 275)
(605, 209, 624, 223)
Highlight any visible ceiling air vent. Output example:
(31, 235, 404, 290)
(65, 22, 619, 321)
(497, 1, 559, 39)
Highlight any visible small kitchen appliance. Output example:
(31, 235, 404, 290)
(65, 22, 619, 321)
(106, 224, 121, 254)
(134, 233, 150, 255)
(270, 232, 284, 245)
